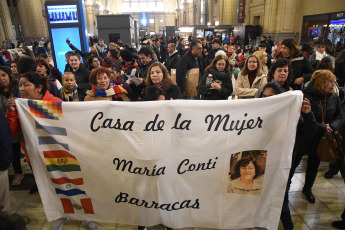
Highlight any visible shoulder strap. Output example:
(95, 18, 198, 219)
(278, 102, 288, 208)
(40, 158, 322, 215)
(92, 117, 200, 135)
(319, 100, 325, 123)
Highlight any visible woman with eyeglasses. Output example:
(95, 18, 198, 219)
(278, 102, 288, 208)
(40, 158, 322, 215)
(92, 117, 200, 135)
(197, 54, 233, 100)
(234, 54, 267, 98)
(88, 56, 101, 71)
(289, 69, 343, 204)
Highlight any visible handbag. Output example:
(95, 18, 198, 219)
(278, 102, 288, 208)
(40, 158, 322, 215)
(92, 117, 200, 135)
(316, 100, 339, 162)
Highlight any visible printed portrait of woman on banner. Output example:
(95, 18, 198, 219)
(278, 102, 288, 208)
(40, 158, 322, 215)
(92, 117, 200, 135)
(227, 150, 267, 195)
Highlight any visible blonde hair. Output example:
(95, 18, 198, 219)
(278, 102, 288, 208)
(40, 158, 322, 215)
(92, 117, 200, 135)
(310, 69, 336, 92)
(254, 50, 267, 60)
(240, 54, 265, 76)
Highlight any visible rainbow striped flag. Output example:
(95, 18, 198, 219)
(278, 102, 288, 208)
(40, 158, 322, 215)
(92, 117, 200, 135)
(43, 150, 81, 172)
(28, 100, 63, 120)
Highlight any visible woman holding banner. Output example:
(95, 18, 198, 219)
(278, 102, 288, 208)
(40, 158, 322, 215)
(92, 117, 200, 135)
(197, 54, 233, 100)
(289, 70, 342, 204)
(6, 71, 100, 230)
(144, 62, 182, 100)
(227, 155, 262, 195)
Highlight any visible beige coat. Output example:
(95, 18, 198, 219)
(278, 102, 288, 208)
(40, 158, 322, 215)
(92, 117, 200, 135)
(234, 73, 267, 98)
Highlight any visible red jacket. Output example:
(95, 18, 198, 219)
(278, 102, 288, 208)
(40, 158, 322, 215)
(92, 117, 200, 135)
(6, 91, 62, 164)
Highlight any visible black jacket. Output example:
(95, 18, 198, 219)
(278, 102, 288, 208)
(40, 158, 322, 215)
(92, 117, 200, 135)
(165, 84, 183, 100)
(0, 111, 12, 171)
(49, 64, 62, 83)
(67, 67, 91, 94)
(294, 110, 317, 154)
(139, 59, 157, 79)
(303, 83, 343, 151)
(197, 69, 233, 100)
(176, 51, 204, 93)
(159, 41, 168, 63)
(164, 51, 181, 74)
(205, 48, 222, 67)
(334, 60, 345, 87)
(290, 53, 314, 90)
(176, 44, 186, 56)
(48, 80, 62, 99)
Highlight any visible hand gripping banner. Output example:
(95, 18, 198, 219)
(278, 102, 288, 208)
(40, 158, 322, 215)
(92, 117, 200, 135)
(15, 91, 303, 229)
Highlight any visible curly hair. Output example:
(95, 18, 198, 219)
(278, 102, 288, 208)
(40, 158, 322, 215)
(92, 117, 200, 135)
(89, 67, 110, 85)
(145, 62, 172, 90)
(232, 155, 261, 180)
(310, 69, 336, 93)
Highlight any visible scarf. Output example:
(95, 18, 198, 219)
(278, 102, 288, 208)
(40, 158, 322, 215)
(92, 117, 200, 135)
(248, 70, 257, 87)
(60, 86, 79, 101)
(87, 81, 127, 99)
(315, 51, 326, 61)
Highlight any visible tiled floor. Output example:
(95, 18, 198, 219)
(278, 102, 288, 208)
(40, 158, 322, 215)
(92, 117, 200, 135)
(7, 157, 345, 230)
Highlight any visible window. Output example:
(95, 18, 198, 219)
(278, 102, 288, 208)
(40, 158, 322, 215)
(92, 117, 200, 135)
(121, 0, 165, 13)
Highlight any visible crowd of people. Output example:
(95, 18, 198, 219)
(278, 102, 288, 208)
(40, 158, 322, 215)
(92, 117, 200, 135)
(1, 33, 345, 230)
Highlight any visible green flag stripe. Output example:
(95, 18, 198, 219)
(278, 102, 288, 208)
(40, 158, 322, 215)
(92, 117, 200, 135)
(46, 164, 81, 172)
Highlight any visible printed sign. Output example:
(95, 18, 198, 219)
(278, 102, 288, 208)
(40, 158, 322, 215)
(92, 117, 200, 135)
(16, 91, 302, 229)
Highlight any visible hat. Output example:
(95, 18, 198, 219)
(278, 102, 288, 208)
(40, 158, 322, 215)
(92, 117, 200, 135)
(120, 49, 133, 62)
(212, 39, 221, 44)
(258, 43, 267, 48)
(39, 41, 44, 47)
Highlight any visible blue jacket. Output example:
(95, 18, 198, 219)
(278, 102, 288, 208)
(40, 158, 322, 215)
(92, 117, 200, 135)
(0, 111, 12, 171)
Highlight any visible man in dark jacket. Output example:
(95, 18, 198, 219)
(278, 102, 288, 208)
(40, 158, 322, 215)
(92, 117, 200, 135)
(138, 47, 157, 79)
(0, 111, 13, 213)
(205, 39, 222, 67)
(176, 40, 204, 96)
(164, 43, 181, 74)
(158, 37, 168, 63)
(260, 36, 272, 55)
(334, 59, 345, 87)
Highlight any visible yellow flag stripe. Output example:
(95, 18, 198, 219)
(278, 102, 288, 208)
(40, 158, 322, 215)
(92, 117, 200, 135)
(45, 157, 80, 166)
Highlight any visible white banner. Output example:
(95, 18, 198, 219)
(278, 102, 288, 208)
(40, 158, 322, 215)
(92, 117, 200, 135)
(16, 91, 302, 229)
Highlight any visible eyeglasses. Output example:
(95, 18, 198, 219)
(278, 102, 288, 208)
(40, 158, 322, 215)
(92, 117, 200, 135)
(325, 80, 336, 86)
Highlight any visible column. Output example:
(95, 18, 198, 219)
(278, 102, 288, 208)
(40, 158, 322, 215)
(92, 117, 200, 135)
(0, 0, 15, 40)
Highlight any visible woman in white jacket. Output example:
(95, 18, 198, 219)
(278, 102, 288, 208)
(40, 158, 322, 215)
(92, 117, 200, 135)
(234, 54, 267, 98)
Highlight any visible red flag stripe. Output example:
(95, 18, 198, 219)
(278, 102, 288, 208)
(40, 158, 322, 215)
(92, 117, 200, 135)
(81, 198, 94, 214)
(51, 177, 84, 185)
(43, 150, 77, 160)
(60, 198, 74, 213)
